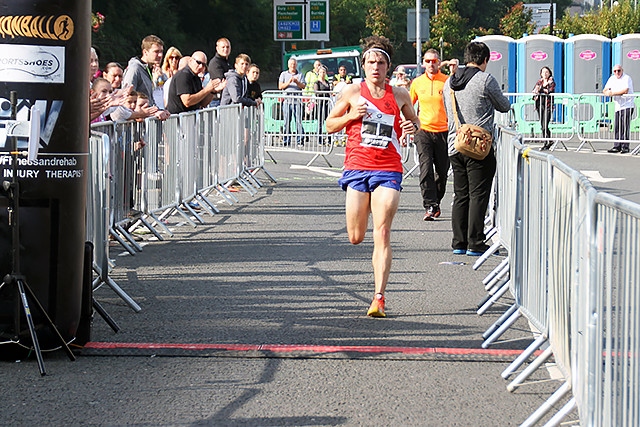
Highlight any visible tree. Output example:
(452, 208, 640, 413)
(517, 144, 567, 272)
(427, 0, 469, 59)
(366, 3, 392, 37)
(500, 2, 536, 38)
(556, 0, 640, 37)
(91, 0, 185, 65)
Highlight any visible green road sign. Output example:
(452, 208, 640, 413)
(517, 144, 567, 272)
(275, 4, 304, 41)
(309, 1, 325, 34)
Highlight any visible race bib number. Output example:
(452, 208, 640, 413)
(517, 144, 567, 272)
(360, 106, 394, 149)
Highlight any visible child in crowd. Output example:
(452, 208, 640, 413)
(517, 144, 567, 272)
(125, 91, 138, 111)
(90, 78, 116, 123)
(247, 64, 262, 101)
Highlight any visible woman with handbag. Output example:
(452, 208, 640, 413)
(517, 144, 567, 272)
(532, 66, 555, 150)
(443, 41, 511, 257)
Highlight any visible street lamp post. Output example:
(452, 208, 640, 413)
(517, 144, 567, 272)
(416, 0, 422, 74)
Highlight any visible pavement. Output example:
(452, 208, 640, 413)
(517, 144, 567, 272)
(1, 145, 613, 426)
(546, 139, 640, 204)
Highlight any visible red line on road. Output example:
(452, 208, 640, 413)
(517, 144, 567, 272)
(84, 341, 531, 357)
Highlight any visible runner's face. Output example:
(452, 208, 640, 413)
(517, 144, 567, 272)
(364, 52, 388, 84)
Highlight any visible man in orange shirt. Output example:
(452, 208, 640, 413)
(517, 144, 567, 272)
(409, 49, 450, 221)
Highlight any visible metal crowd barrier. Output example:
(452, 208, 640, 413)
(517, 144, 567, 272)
(86, 130, 141, 314)
(88, 104, 272, 314)
(504, 92, 640, 154)
(574, 92, 640, 153)
(506, 92, 575, 151)
(262, 90, 337, 166)
(478, 123, 640, 426)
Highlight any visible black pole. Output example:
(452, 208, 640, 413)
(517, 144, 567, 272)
(550, 2, 554, 35)
(8, 92, 19, 276)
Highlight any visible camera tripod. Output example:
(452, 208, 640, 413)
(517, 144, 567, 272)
(0, 91, 75, 375)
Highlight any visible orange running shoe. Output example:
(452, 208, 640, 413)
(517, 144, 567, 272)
(367, 293, 386, 318)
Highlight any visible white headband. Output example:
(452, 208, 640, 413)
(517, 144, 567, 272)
(362, 48, 390, 64)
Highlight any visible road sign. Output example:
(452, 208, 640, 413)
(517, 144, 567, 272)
(307, 0, 329, 41)
(275, 2, 304, 41)
(274, 0, 329, 42)
(407, 9, 430, 42)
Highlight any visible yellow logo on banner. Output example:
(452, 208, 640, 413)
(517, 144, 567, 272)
(0, 15, 74, 41)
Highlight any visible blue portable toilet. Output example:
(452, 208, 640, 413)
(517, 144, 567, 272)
(476, 35, 517, 92)
(611, 33, 640, 81)
(565, 34, 611, 94)
(516, 34, 564, 93)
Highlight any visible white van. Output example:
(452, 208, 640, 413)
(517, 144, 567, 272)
(287, 47, 362, 83)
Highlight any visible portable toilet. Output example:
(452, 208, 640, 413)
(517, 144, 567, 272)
(565, 34, 611, 94)
(476, 35, 516, 92)
(516, 34, 564, 93)
(611, 33, 640, 80)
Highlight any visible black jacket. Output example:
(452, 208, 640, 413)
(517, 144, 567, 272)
(208, 54, 232, 80)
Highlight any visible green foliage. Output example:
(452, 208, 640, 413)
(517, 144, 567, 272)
(427, 0, 469, 59)
(91, 0, 185, 64)
(500, 2, 536, 39)
(366, 3, 392, 37)
(90, 0, 640, 76)
(556, 0, 640, 37)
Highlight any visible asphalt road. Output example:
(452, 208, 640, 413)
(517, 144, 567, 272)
(1, 145, 611, 426)
(532, 138, 640, 204)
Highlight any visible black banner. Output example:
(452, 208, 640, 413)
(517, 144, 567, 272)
(0, 1, 90, 347)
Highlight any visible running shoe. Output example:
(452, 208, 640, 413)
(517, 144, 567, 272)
(367, 294, 386, 318)
(423, 205, 441, 221)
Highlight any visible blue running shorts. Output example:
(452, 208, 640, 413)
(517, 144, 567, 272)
(338, 170, 403, 192)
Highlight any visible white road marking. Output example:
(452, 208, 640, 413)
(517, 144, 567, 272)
(290, 164, 343, 177)
(580, 170, 625, 183)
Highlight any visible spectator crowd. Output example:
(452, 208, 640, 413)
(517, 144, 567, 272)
(89, 35, 263, 123)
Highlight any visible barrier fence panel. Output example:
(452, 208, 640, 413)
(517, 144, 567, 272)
(217, 104, 243, 187)
(506, 92, 575, 150)
(546, 158, 576, 383)
(568, 168, 597, 426)
(87, 131, 110, 284)
(198, 108, 217, 192)
(262, 90, 336, 166)
(481, 115, 640, 426)
(575, 93, 640, 154)
(495, 127, 522, 255)
(144, 115, 185, 229)
(585, 193, 640, 427)
(178, 112, 198, 202)
(513, 149, 550, 338)
(87, 129, 141, 312)
(244, 104, 275, 183)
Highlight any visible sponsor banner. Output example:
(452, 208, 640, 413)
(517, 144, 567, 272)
(0, 44, 65, 83)
(0, 14, 74, 41)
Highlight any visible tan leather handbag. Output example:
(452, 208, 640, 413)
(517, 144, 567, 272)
(450, 89, 492, 160)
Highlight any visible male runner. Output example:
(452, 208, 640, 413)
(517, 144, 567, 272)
(326, 36, 420, 318)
